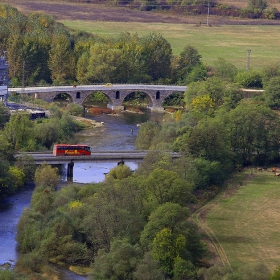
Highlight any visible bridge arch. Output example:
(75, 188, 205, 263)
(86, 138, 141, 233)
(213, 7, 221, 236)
(53, 92, 73, 103)
(122, 91, 152, 108)
(80, 91, 111, 107)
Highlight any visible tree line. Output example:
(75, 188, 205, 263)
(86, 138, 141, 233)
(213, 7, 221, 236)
(1, 3, 278, 91)
(61, 0, 279, 19)
(0, 102, 85, 199)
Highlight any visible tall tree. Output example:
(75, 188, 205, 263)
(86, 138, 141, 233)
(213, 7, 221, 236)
(264, 76, 280, 109)
(135, 121, 161, 149)
(2, 112, 33, 150)
(175, 45, 202, 84)
(0, 102, 10, 128)
(140, 33, 172, 82)
(48, 30, 74, 84)
(224, 100, 280, 166)
(86, 43, 124, 83)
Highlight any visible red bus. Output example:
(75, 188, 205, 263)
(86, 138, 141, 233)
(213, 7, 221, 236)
(53, 144, 91, 156)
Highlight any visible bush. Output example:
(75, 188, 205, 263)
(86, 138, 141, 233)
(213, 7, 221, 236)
(66, 103, 84, 117)
(34, 164, 59, 190)
(234, 70, 263, 88)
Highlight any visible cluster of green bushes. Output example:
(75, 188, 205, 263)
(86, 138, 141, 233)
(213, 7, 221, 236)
(1, 108, 83, 152)
(0, 102, 85, 199)
(136, 76, 280, 171)
(15, 153, 207, 279)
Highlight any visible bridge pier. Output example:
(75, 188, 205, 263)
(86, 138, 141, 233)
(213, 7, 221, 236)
(107, 104, 124, 111)
(148, 106, 165, 112)
(67, 161, 74, 178)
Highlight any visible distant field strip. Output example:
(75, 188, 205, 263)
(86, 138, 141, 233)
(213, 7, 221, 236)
(61, 20, 280, 70)
(205, 169, 280, 272)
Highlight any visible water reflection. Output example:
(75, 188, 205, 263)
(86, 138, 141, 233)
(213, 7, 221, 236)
(61, 161, 139, 183)
(0, 183, 35, 267)
(63, 110, 164, 184)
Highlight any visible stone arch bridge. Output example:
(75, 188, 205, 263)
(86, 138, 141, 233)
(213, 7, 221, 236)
(8, 84, 187, 111)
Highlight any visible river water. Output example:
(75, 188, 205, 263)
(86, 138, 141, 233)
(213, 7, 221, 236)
(0, 109, 165, 278)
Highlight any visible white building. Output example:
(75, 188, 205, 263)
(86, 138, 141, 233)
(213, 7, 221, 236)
(0, 51, 8, 103)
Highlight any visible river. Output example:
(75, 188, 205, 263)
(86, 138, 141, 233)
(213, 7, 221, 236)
(0, 108, 165, 278)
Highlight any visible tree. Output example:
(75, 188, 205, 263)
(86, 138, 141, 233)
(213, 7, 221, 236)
(184, 64, 207, 84)
(143, 168, 193, 208)
(112, 32, 146, 83)
(173, 258, 197, 280)
(140, 202, 190, 250)
(9, 166, 25, 190)
(135, 121, 161, 149)
(184, 118, 232, 163)
(34, 120, 59, 149)
(175, 45, 202, 84)
(224, 100, 280, 166)
(185, 77, 227, 115)
(48, 30, 74, 84)
(133, 252, 164, 280)
(91, 238, 142, 280)
(234, 70, 263, 88)
(0, 102, 10, 128)
(34, 163, 59, 190)
(189, 94, 215, 116)
(2, 112, 33, 150)
(152, 228, 186, 277)
(213, 58, 238, 82)
(140, 33, 172, 82)
(106, 164, 133, 181)
(0, 158, 14, 198)
(81, 43, 125, 84)
(264, 76, 280, 109)
(15, 153, 36, 183)
(261, 62, 280, 87)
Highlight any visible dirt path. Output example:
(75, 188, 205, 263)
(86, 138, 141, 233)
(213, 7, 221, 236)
(191, 172, 255, 268)
(192, 200, 232, 269)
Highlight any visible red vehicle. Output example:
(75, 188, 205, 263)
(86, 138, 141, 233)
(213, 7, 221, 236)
(53, 144, 91, 156)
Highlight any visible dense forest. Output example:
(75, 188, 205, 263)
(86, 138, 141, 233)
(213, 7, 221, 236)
(2, 2, 280, 279)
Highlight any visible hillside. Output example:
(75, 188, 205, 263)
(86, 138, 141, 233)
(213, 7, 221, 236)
(0, 0, 280, 25)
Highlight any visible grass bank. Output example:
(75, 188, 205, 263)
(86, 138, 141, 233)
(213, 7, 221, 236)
(62, 20, 280, 70)
(199, 168, 280, 272)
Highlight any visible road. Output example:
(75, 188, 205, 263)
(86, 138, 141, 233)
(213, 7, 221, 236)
(8, 84, 187, 94)
(19, 151, 181, 164)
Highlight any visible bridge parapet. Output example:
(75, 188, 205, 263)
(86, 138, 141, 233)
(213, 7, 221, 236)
(8, 85, 187, 111)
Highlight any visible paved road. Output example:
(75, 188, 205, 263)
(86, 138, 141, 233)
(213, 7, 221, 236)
(19, 151, 181, 164)
(8, 84, 187, 94)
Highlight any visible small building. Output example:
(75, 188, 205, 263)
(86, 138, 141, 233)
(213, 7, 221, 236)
(0, 51, 8, 103)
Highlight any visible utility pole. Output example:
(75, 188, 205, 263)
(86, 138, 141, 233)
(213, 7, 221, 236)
(22, 60, 25, 88)
(207, 0, 210, 26)
(246, 50, 251, 72)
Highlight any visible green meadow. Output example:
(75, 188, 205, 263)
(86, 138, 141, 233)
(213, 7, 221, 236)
(61, 20, 280, 71)
(204, 169, 280, 272)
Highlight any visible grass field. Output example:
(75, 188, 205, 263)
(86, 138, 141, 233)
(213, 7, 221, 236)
(61, 20, 280, 71)
(200, 169, 280, 272)
(2, 0, 280, 71)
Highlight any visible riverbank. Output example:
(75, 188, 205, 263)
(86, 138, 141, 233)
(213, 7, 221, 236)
(73, 115, 104, 129)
